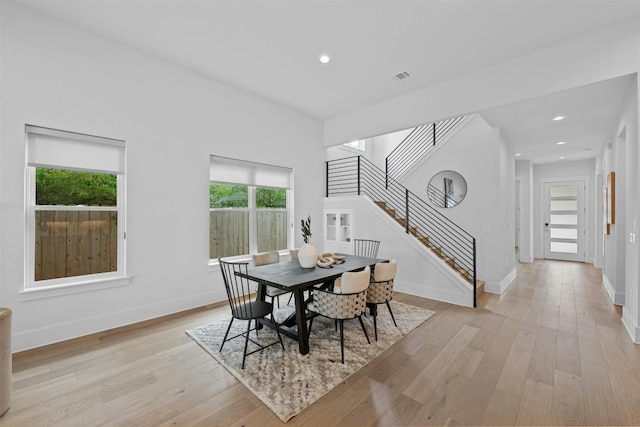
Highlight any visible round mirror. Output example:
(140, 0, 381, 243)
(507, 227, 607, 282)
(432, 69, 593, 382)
(428, 170, 467, 208)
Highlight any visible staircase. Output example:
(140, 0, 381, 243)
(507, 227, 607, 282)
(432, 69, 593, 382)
(326, 156, 483, 307)
(372, 200, 484, 293)
(386, 115, 465, 182)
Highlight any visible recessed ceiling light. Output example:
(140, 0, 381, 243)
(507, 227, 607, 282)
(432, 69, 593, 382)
(319, 54, 330, 64)
(556, 141, 567, 145)
(515, 153, 522, 157)
(559, 156, 567, 160)
(553, 116, 566, 121)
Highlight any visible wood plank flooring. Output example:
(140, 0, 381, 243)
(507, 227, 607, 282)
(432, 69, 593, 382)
(3, 259, 640, 426)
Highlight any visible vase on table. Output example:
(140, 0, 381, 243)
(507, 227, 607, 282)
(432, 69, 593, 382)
(298, 243, 318, 268)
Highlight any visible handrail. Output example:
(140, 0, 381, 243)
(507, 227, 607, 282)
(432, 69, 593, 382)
(326, 155, 477, 307)
(386, 116, 465, 182)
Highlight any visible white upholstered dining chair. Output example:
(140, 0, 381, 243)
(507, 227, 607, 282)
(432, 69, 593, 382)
(366, 259, 398, 340)
(306, 266, 371, 363)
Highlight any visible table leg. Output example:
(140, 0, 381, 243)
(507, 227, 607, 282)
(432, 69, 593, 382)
(293, 288, 309, 355)
(256, 281, 266, 330)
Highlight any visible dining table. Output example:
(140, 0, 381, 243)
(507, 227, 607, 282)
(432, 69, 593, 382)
(239, 254, 386, 355)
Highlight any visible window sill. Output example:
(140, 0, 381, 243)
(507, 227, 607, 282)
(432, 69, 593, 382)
(19, 276, 131, 301)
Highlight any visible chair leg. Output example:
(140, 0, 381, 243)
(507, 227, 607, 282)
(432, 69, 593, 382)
(242, 320, 251, 370)
(220, 317, 234, 352)
(308, 316, 314, 335)
(386, 301, 398, 327)
(372, 313, 378, 341)
(339, 319, 345, 364)
(357, 315, 371, 344)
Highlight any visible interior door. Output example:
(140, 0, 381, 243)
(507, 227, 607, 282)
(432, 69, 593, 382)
(543, 181, 585, 262)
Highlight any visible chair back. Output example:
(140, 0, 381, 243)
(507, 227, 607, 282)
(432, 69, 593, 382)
(368, 260, 397, 305)
(252, 251, 279, 266)
(218, 258, 258, 319)
(289, 249, 299, 260)
(353, 239, 381, 259)
(374, 259, 397, 282)
(340, 266, 371, 294)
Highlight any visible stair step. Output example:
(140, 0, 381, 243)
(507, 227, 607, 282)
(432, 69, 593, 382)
(373, 198, 481, 299)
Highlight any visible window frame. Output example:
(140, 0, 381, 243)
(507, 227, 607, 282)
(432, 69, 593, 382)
(209, 184, 291, 263)
(24, 126, 128, 292)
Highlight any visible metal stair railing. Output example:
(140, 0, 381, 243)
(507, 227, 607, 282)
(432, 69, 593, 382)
(385, 116, 465, 184)
(326, 155, 478, 307)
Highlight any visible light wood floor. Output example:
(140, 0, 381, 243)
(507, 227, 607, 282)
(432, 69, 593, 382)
(4, 260, 640, 426)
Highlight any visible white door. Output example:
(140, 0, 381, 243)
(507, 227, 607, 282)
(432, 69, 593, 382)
(543, 181, 585, 262)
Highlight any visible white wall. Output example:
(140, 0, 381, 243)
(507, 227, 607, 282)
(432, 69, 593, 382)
(515, 160, 534, 263)
(0, 3, 324, 351)
(626, 75, 640, 343)
(595, 75, 640, 341)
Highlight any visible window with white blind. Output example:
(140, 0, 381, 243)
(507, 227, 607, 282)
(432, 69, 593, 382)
(209, 155, 292, 261)
(25, 125, 126, 289)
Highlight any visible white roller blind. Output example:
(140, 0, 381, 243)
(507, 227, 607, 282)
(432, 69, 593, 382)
(210, 155, 292, 189)
(26, 125, 126, 174)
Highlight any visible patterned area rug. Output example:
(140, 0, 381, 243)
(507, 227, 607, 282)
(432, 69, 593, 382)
(186, 300, 434, 423)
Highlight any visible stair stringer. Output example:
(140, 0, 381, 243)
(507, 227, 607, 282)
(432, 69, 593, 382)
(323, 195, 474, 308)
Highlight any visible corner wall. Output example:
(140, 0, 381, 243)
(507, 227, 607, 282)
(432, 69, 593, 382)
(0, 3, 324, 351)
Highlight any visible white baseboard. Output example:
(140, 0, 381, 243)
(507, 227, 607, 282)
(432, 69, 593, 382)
(603, 274, 625, 306)
(622, 309, 640, 344)
(13, 291, 220, 352)
(484, 268, 516, 294)
(396, 280, 473, 308)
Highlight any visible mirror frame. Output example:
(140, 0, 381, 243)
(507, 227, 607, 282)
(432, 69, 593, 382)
(427, 170, 467, 208)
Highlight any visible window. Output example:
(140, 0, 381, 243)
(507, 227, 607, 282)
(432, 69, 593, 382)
(209, 156, 292, 261)
(25, 125, 126, 289)
(343, 139, 366, 151)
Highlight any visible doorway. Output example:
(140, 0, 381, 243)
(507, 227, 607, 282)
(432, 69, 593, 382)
(543, 180, 586, 262)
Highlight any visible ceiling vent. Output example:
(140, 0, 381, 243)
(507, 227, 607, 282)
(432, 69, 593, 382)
(391, 70, 411, 82)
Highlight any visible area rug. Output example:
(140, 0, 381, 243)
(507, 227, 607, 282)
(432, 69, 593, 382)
(186, 300, 435, 423)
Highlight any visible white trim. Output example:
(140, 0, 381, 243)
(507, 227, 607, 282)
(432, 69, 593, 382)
(484, 267, 516, 294)
(13, 288, 218, 352)
(603, 273, 625, 305)
(622, 309, 640, 344)
(19, 276, 130, 301)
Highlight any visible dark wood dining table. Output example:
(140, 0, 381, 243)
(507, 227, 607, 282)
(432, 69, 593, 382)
(239, 254, 386, 355)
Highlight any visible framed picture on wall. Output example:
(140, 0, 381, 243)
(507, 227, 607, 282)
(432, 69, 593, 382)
(607, 171, 615, 226)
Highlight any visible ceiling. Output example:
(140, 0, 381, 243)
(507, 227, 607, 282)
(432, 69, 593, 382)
(16, 0, 640, 164)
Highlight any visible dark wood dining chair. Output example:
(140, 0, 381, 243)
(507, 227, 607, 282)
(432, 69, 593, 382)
(307, 266, 371, 363)
(218, 258, 284, 369)
(252, 251, 289, 307)
(353, 239, 381, 258)
(366, 259, 398, 340)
